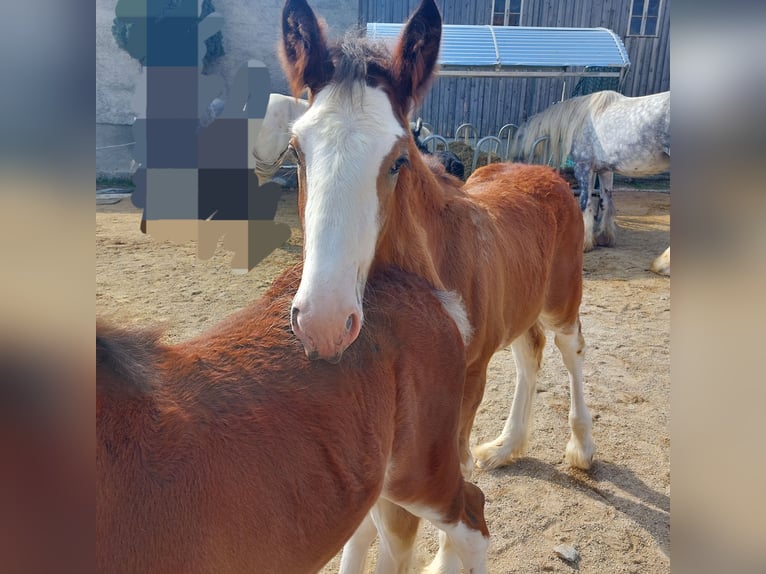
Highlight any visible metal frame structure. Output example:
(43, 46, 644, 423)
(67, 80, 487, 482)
(367, 23, 630, 86)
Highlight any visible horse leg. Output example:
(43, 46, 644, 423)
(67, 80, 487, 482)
(427, 530, 461, 574)
(554, 319, 595, 469)
(339, 511, 378, 574)
(474, 323, 546, 470)
(575, 163, 598, 252)
(458, 361, 491, 478)
(369, 500, 420, 574)
(595, 171, 616, 247)
(651, 246, 671, 276)
(421, 482, 489, 574)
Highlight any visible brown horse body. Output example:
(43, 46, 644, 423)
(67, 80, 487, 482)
(281, 0, 594, 476)
(375, 159, 590, 465)
(280, 1, 594, 568)
(96, 266, 488, 574)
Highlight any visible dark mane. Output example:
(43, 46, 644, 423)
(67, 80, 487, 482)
(96, 321, 164, 396)
(328, 32, 396, 96)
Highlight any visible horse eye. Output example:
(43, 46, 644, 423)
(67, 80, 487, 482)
(390, 156, 409, 175)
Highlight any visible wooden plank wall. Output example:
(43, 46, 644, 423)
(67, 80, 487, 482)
(359, 0, 670, 138)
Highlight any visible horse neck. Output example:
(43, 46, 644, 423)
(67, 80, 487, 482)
(373, 143, 447, 289)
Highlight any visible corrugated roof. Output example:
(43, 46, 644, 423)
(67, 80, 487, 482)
(366, 24, 630, 77)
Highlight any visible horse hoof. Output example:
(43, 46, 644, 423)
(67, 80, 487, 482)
(651, 247, 670, 276)
(595, 234, 615, 247)
(565, 438, 595, 470)
(473, 437, 525, 470)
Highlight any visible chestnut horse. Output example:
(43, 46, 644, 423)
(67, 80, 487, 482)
(97, 265, 488, 573)
(281, 0, 594, 474)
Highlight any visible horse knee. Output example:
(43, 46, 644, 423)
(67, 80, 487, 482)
(461, 482, 489, 537)
(429, 484, 489, 574)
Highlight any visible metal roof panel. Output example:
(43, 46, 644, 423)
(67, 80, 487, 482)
(366, 23, 630, 72)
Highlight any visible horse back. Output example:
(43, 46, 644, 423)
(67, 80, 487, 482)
(441, 162, 583, 353)
(588, 91, 670, 174)
(461, 162, 582, 264)
(97, 265, 468, 573)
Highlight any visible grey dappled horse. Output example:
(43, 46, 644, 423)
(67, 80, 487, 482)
(512, 90, 670, 252)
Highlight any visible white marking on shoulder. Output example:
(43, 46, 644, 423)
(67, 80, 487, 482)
(434, 289, 473, 345)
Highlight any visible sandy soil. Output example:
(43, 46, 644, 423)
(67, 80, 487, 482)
(96, 186, 670, 573)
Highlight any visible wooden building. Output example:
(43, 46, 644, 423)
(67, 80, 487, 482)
(359, 0, 670, 137)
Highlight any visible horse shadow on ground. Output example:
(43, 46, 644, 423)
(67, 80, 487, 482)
(584, 224, 670, 282)
(487, 458, 670, 558)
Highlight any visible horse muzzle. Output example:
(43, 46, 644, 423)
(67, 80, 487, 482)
(290, 304, 362, 363)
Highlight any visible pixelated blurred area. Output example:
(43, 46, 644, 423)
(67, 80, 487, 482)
(116, 0, 288, 271)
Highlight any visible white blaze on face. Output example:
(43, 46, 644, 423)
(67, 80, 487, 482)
(290, 84, 404, 360)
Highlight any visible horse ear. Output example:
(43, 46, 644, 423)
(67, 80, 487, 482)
(391, 0, 442, 109)
(280, 0, 333, 97)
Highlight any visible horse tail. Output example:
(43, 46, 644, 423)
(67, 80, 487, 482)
(96, 320, 164, 397)
(508, 128, 524, 161)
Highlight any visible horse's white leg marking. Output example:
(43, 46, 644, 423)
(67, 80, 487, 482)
(425, 530, 462, 574)
(474, 326, 544, 470)
(651, 246, 671, 276)
(555, 321, 595, 469)
(400, 503, 488, 574)
(423, 522, 488, 574)
(339, 511, 377, 574)
(369, 501, 416, 574)
(595, 170, 616, 247)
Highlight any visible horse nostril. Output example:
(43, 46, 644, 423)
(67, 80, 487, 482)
(290, 306, 300, 333)
(345, 313, 361, 339)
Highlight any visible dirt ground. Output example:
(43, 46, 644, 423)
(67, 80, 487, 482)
(96, 186, 670, 573)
